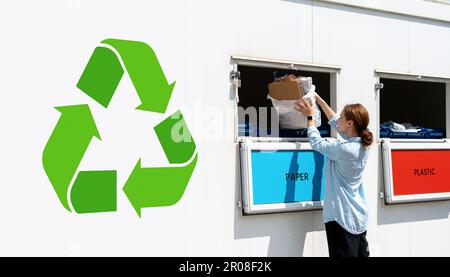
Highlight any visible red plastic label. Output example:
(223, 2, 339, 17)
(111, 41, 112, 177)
(391, 149, 450, 195)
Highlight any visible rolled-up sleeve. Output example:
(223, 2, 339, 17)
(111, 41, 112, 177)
(328, 114, 340, 130)
(307, 115, 343, 161)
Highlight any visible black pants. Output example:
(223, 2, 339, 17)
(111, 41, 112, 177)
(325, 221, 369, 257)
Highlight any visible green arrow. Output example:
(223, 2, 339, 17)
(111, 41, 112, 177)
(76, 47, 124, 109)
(42, 104, 100, 211)
(153, 110, 196, 164)
(70, 170, 117, 214)
(123, 154, 198, 217)
(123, 110, 197, 217)
(102, 39, 175, 113)
(76, 38, 175, 114)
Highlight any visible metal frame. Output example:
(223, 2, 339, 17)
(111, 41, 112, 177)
(375, 69, 450, 83)
(240, 141, 325, 215)
(375, 70, 450, 204)
(374, 69, 450, 140)
(381, 138, 450, 204)
(231, 56, 341, 143)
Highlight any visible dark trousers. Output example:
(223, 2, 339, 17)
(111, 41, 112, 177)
(325, 221, 369, 257)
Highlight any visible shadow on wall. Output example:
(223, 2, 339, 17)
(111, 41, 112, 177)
(233, 145, 325, 257)
(377, 147, 450, 225)
(284, 152, 299, 203)
(285, 152, 323, 203)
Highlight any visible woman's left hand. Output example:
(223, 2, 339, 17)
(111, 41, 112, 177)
(295, 98, 314, 117)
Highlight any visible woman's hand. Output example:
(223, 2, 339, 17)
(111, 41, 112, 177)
(295, 98, 314, 117)
(315, 93, 324, 107)
(306, 91, 337, 120)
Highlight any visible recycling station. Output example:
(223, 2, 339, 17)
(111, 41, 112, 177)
(0, 0, 450, 257)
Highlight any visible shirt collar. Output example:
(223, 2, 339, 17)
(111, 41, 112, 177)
(338, 131, 361, 142)
(346, 136, 361, 142)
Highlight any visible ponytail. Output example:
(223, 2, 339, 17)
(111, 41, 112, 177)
(360, 129, 373, 147)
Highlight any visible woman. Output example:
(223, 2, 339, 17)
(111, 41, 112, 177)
(296, 95, 373, 257)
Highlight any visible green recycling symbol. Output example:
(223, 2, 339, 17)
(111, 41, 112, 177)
(42, 38, 198, 217)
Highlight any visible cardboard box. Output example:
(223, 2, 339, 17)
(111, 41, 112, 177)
(268, 80, 304, 100)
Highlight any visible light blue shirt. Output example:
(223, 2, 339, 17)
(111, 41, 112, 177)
(307, 114, 369, 235)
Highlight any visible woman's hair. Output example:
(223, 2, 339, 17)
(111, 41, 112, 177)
(343, 103, 373, 147)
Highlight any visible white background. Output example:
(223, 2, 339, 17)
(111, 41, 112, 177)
(0, 0, 449, 256)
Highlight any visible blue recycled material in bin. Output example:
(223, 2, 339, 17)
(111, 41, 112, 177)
(238, 123, 331, 138)
(380, 127, 445, 139)
(238, 123, 256, 137)
(279, 128, 330, 138)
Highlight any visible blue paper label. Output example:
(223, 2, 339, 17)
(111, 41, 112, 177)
(251, 150, 325, 205)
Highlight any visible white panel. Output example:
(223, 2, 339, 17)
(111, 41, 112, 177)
(233, 212, 314, 257)
(410, 21, 450, 76)
(369, 222, 412, 256)
(410, 203, 450, 256)
(313, 1, 409, 71)
(220, 0, 313, 63)
(364, 147, 380, 240)
(311, 210, 329, 256)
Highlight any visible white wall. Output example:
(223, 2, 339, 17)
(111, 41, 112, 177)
(0, 0, 449, 256)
